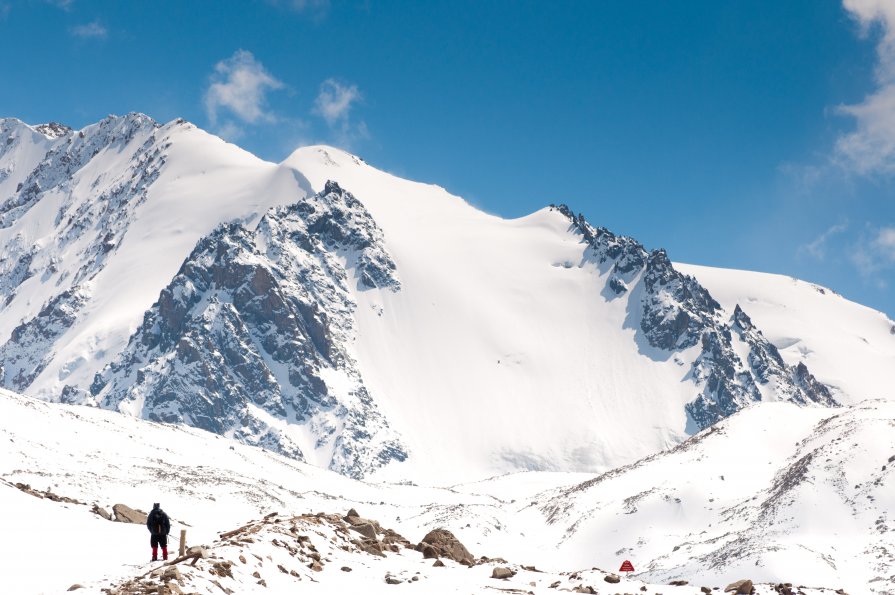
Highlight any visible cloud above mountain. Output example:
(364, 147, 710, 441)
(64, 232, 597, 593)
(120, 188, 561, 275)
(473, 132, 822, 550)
(836, 0, 895, 175)
(313, 79, 368, 148)
(204, 50, 284, 139)
(70, 20, 107, 39)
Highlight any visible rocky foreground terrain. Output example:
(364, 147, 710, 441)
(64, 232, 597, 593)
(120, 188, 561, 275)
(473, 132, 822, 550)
(3, 389, 886, 594)
(49, 504, 847, 595)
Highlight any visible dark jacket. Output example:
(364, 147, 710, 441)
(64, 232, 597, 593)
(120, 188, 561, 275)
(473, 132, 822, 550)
(146, 507, 171, 536)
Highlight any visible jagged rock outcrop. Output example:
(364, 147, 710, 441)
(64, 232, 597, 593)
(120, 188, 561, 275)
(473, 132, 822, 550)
(0, 287, 89, 391)
(91, 181, 406, 478)
(551, 204, 837, 429)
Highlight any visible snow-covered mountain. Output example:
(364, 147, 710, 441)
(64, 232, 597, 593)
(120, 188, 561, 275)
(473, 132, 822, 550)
(677, 263, 895, 406)
(2, 387, 888, 594)
(0, 114, 889, 482)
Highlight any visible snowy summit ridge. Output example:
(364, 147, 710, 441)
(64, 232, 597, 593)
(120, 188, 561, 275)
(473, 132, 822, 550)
(0, 114, 890, 482)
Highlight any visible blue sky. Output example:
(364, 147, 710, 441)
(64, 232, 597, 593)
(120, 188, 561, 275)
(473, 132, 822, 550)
(1, 0, 894, 317)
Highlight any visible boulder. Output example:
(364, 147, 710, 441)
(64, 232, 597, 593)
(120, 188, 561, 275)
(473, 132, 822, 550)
(491, 567, 514, 579)
(725, 579, 753, 593)
(670, 579, 689, 586)
(415, 528, 474, 565)
(356, 538, 386, 557)
(604, 573, 621, 584)
(381, 528, 412, 548)
(349, 522, 378, 540)
(112, 504, 147, 524)
(433, 560, 445, 567)
(91, 504, 111, 521)
(162, 567, 182, 581)
(67, 586, 84, 592)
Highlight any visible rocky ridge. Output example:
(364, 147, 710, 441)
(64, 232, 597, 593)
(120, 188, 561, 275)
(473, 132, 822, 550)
(89, 181, 406, 478)
(551, 204, 836, 430)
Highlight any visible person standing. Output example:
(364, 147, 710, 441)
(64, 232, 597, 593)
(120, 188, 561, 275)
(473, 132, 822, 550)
(146, 502, 171, 561)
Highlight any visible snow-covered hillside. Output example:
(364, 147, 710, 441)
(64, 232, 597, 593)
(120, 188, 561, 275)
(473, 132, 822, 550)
(0, 114, 882, 483)
(2, 388, 888, 594)
(677, 263, 895, 406)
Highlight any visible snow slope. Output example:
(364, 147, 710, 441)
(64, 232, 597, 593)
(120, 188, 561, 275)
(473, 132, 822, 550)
(281, 146, 836, 482)
(678, 263, 895, 405)
(529, 398, 895, 592)
(2, 388, 889, 593)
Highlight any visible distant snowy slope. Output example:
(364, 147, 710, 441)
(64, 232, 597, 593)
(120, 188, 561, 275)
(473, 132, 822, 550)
(526, 398, 895, 593)
(677, 263, 895, 404)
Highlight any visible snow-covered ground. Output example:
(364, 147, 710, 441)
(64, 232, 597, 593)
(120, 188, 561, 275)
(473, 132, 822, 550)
(3, 388, 890, 593)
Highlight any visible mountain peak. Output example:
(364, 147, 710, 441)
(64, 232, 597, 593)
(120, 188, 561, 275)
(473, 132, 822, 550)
(32, 122, 72, 139)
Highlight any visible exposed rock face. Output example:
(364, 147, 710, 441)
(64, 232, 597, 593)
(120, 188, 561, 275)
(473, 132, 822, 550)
(552, 205, 837, 430)
(415, 528, 474, 565)
(0, 288, 88, 391)
(91, 181, 406, 478)
(32, 122, 72, 139)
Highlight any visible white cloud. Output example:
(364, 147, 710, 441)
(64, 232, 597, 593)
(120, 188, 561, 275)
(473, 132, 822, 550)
(70, 21, 107, 39)
(877, 226, 895, 259)
(214, 121, 245, 142)
(283, 0, 330, 12)
(836, 1, 895, 174)
(267, 0, 330, 20)
(799, 222, 849, 260)
(204, 50, 284, 127)
(45, 0, 74, 11)
(314, 79, 361, 126)
(312, 79, 368, 147)
(850, 225, 895, 286)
